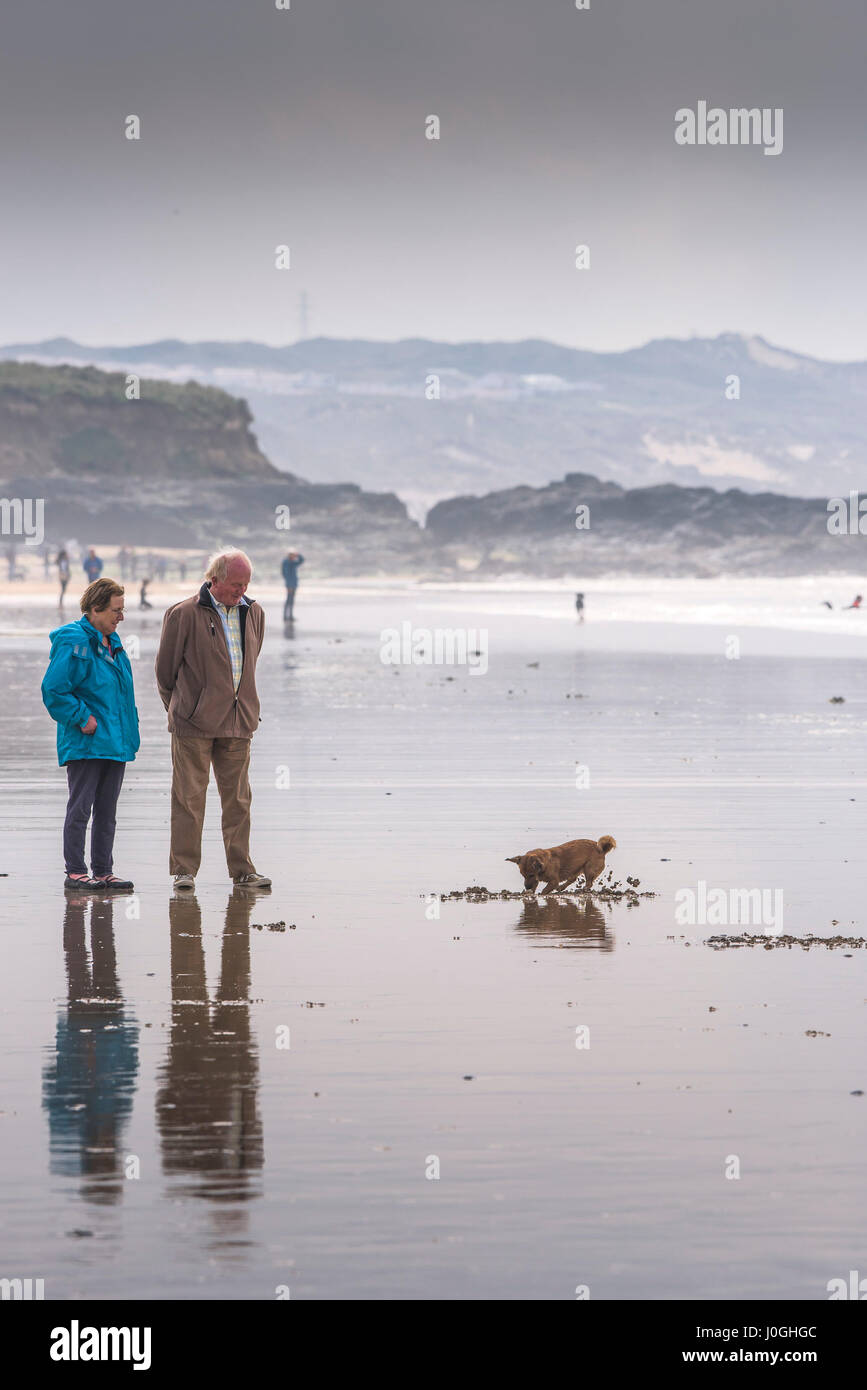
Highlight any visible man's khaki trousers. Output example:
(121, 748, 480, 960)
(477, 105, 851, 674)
(169, 735, 256, 878)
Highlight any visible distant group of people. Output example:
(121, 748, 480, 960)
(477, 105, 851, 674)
(55, 546, 101, 607)
(54, 548, 206, 611)
(115, 547, 189, 584)
(572, 590, 864, 622)
(821, 594, 863, 609)
(41, 549, 307, 891)
(573, 589, 866, 621)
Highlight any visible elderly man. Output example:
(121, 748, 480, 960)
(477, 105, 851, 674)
(155, 549, 271, 891)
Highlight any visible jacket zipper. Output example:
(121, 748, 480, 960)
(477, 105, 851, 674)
(210, 612, 239, 732)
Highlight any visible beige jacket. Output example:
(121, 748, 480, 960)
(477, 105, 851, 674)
(156, 582, 265, 738)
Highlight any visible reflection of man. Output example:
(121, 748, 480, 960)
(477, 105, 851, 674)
(42, 894, 139, 1204)
(155, 549, 270, 892)
(156, 891, 263, 1225)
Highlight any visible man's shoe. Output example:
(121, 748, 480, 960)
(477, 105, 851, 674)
(232, 872, 272, 888)
(173, 874, 196, 891)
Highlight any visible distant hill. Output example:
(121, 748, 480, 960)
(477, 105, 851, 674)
(0, 360, 277, 482)
(1, 359, 862, 579)
(2, 333, 865, 514)
(426, 472, 865, 578)
(0, 361, 422, 570)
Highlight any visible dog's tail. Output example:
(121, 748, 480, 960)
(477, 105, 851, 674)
(597, 835, 617, 855)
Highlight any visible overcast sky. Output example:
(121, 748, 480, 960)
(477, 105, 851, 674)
(2, 0, 864, 358)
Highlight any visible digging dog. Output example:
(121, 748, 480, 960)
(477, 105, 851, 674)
(506, 835, 617, 895)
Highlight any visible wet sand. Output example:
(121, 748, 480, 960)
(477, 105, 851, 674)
(0, 586, 865, 1299)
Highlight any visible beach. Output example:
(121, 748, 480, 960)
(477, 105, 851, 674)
(0, 580, 865, 1299)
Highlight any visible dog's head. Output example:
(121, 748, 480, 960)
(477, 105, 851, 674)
(506, 850, 553, 892)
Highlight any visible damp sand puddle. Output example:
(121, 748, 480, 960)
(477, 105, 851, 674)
(0, 592, 864, 1299)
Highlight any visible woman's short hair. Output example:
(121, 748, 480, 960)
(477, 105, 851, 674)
(81, 577, 124, 613)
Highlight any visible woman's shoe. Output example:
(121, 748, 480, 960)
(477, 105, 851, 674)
(93, 874, 135, 891)
(64, 874, 104, 890)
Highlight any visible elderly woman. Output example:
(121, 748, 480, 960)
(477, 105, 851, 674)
(42, 577, 140, 890)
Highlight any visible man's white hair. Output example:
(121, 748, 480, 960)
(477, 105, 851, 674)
(205, 548, 254, 582)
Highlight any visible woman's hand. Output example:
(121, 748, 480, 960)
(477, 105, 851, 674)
(81, 715, 98, 734)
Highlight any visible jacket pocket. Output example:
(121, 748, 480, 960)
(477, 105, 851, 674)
(186, 687, 205, 723)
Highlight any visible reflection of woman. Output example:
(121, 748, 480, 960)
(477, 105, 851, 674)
(56, 547, 70, 606)
(42, 893, 139, 1205)
(41, 577, 140, 890)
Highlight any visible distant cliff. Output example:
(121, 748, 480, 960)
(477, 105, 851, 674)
(1, 362, 862, 578)
(0, 361, 278, 482)
(0, 362, 423, 570)
(5, 333, 866, 514)
(425, 472, 864, 577)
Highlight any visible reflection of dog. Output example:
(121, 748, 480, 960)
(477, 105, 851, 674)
(506, 835, 616, 895)
(515, 897, 611, 950)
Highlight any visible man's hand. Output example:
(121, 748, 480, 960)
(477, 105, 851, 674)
(81, 715, 98, 735)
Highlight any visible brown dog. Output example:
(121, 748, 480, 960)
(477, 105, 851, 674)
(506, 835, 617, 895)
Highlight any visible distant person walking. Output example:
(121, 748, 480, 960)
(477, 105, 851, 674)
(57, 548, 71, 606)
(281, 551, 305, 620)
(83, 548, 103, 584)
(155, 549, 271, 892)
(845, 594, 863, 609)
(117, 546, 130, 581)
(41, 577, 139, 891)
(139, 578, 153, 610)
(575, 592, 585, 624)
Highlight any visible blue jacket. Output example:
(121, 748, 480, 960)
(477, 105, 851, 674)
(83, 555, 103, 581)
(281, 554, 304, 586)
(42, 616, 140, 766)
